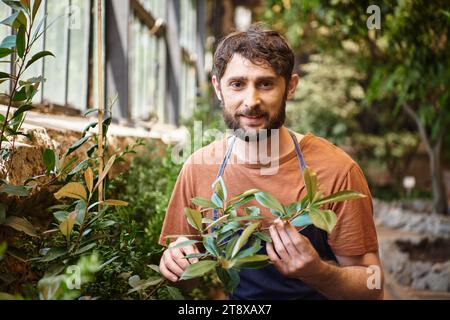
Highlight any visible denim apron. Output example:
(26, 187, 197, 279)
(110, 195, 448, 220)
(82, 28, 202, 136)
(212, 131, 337, 300)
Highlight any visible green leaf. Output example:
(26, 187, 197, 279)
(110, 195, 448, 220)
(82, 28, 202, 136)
(254, 231, 272, 243)
(0, 35, 16, 49)
(304, 167, 318, 202)
(291, 213, 313, 228)
(182, 253, 207, 259)
(233, 254, 270, 269)
(0, 184, 28, 196)
(203, 236, 220, 257)
(11, 104, 33, 120)
(67, 159, 88, 176)
(43, 149, 55, 173)
(12, 87, 27, 101)
(54, 182, 87, 201)
(81, 121, 97, 137)
(39, 248, 66, 262)
(211, 192, 223, 208)
(52, 210, 69, 223)
(0, 48, 13, 58)
(309, 208, 337, 234)
(104, 199, 128, 206)
(231, 222, 260, 258)
(16, 25, 25, 58)
(32, 0, 42, 19)
(228, 189, 260, 204)
(244, 206, 260, 216)
(93, 154, 116, 191)
(221, 221, 240, 234)
(225, 235, 240, 260)
(212, 177, 227, 201)
(234, 238, 262, 260)
(229, 215, 266, 222)
(82, 108, 99, 116)
(255, 191, 286, 215)
(183, 208, 203, 231)
(25, 50, 54, 69)
(204, 214, 229, 231)
(74, 200, 86, 225)
(216, 267, 240, 293)
(191, 197, 219, 209)
(59, 211, 76, 237)
(285, 202, 298, 216)
(315, 190, 367, 206)
(3, 216, 38, 237)
(84, 167, 93, 193)
(66, 136, 89, 156)
(74, 242, 96, 255)
(180, 260, 217, 280)
(165, 286, 185, 300)
(0, 72, 9, 79)
(13, 11, 26, 28)
(171, 240, 200, 249)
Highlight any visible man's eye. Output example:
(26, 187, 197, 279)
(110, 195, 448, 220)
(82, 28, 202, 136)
(260, 81, 273, 88)
(230, 82, 243, 89)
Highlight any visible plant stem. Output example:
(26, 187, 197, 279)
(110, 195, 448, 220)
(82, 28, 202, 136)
(1, 12, 34, 170)
(96, 0, 104, 211)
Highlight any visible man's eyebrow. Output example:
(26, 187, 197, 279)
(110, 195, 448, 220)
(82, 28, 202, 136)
(226, 76, 278, 82)
(227, 76, 247, 82)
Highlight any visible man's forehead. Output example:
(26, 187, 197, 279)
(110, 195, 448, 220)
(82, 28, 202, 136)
(221, 53, 278, 79)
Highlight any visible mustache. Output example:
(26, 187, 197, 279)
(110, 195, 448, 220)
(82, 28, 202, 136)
(237, 109, 268, 118)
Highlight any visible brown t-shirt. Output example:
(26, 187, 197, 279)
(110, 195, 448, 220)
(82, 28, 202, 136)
(158, 132, 379, 256)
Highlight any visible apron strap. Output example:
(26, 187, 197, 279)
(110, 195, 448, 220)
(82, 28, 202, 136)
(288, 130, 307, 173)
(212, 131, 307, 222)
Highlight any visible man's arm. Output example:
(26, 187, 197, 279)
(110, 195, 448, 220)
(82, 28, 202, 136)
(301, 252, 384, 300)
(267, 219, 384, 300)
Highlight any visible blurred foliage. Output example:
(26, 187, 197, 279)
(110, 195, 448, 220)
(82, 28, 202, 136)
(261, 0, 449, 210)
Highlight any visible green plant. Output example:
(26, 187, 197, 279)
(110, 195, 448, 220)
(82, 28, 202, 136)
(171, 168, 366, 293)
(0, 0, 54, 167)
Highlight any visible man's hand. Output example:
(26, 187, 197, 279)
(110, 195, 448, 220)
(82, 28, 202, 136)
(159, 236, 200, 282)
(266, 218, 323, 280)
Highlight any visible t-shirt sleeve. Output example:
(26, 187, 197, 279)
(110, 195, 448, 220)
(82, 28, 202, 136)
(158, 163, 199, 247)
(327, 163, 379, 256)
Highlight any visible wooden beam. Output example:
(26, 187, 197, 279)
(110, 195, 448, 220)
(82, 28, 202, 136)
(129, 0, 166, 37)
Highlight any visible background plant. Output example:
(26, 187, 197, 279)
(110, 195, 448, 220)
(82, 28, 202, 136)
(0, 0, 54, 169)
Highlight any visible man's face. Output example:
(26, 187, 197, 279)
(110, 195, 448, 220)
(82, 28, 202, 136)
(212, 54, 297, 141)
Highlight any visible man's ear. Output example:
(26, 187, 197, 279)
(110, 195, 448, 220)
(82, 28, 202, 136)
(212, 75, 222, 101)
(286, 74, 299, 100)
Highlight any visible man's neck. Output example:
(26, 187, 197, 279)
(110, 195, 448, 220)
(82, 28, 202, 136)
(231, 126, 304, 164)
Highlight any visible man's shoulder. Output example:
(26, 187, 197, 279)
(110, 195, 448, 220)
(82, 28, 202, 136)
(184, 137, 228, 168)
(302, 133, 358, 176)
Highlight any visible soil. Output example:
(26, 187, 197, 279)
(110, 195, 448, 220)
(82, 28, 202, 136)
(396, 237, 450, 263)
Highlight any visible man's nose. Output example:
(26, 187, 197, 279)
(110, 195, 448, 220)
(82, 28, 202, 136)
(244, 87, 261, 108)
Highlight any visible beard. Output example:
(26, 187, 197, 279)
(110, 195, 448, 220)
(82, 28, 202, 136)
(222, 97, 287, 142)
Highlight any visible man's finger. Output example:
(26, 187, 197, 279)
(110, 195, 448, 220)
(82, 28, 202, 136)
(274, 219, 300, 257)
(164, 250, 185, 277)
(266, 241, 280, 262)
(269, 224, 290, 260)
(170, 248, 191, 270)
(284, 222, 308, 253)
(182, 244, 200, 264)
(160, 253, 179, 282)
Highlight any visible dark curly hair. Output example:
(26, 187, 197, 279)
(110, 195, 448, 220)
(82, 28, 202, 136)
(213, 23, 295, 84)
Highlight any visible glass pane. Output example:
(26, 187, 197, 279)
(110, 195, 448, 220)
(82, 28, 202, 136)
(43, 0, 69, 106)
(67, 0, 90, 110)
